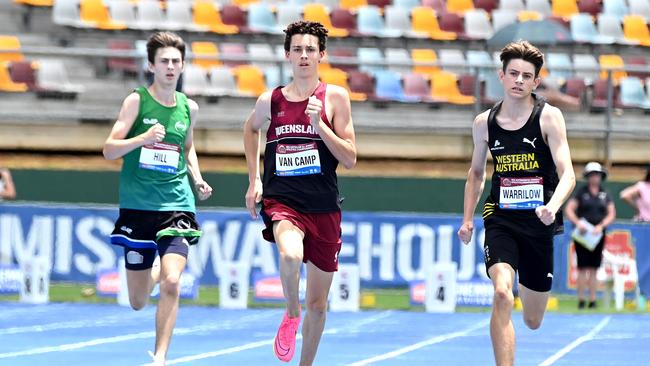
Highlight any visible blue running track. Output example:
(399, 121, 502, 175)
(1, 303, 648, 365)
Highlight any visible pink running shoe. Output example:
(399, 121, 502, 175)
(273, 308, 301, 362)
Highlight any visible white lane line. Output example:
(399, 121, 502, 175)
(538, 316, 611, 366)
(0, 312, 274, 359)
(156, 311, 394, 365)
(345, 318, 491, 366)
(0, 310, 154, 335)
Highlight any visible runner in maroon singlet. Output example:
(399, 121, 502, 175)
(243, 21, 356, 365)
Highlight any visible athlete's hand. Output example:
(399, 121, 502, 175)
(306, 96, 322, 131)
(458, 221, 474, 245)
(195, 180, 213, 201)
(143, 123, 165, 145)
(245, 178, 263, 219)
(535, 205, 556, 226)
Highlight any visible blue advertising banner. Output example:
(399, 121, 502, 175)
(1, 203, 649, 296)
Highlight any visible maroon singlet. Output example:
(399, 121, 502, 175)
(262, 82, 340, 213)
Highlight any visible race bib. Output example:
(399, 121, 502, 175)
(499, 177, 544, 209)
(275, 142, 321, 176)
(139, 142, 180, 174)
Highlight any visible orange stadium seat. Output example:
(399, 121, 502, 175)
(0, 62, 28, 92)
(411, 6, 457, 40)
(13, 0, 53, 6)
(517, 10, 543, 22)
(552, 0, 579, 19)
(411, 48, 440, 76)
(623, 15, 650, 46)
(303, 4, 349, 37)
(231, 0, 260, 7)
(191, 42, 221, 69)
(233, 64, 266, 96)
(599, 54, 628, 82)
(340, 0, 368, 11)
(193, 0, 239, 35)
(430, 70, 475, 105)
(319, 67, 367, 101)
(446, 0, 474, 15)
(0, 36, 24, 63)
(79, 0, 127, 30)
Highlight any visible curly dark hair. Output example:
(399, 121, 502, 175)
(146, 31, 186, 65)
(500, 40, 544, 78)
(283, 21, 328, 52)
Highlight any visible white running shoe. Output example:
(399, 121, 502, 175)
(147, 350, 165, 366)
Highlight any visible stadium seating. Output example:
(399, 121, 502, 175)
(491, 9, 518, 31)
(13, 0, 53, 5)
(578, 0, 602, 17)
(384, 5, 411, 37)
(571, 13, 615, 44)
(135, 0, 165, 31)
(107, 39, 138, 75)
(552, 0, 580, 19)
(79, 0, 126, 30)
(191, 41, 222, 69)
(0, 36, 24, 63)
(207, 66, 239, 97)
(247, 3, 282, 34)
(303, 4, 349, 37)
(330, 7, 360, 37)
(0, 62, 28, 92)
(233, 64, 266, 96)
(5, 0, 650, 113)
(411, 6, 457, 40)
(446, 0, 474, 15)
(629, 0, 650, 21)
(8, 60, 38, 90)
(193, 1, 239, 34)
(35, 59, 84, 98)
(599, 54, 628, 82)
(430, 70, 475, 105)
(619, 76, 650, 109)
(411, 48, 440, 76)
(464, 9, 494, 40)
(622, 15, 650, 46)
(603, 0, 629, 19)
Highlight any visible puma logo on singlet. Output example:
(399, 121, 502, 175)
(523, 137, 537, 148)
(143, 118, 158, 125)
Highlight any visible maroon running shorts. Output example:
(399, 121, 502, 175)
(261, 198, 342, 272)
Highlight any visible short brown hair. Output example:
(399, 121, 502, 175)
(283, 21, 328, 52)
(146, 31, 186, 65)
(499, 40, 544, 77)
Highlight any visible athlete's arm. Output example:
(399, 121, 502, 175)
(0, 168, 16, 200)
(185, 98, 212, 201)
(458, 111, 490, 245)
(103, 92, 165, 160)
(243, 91, 271, 218)
(620, 183, 640, 211)
(309, 85, 356, 169)
(537, 105, 576, 225)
